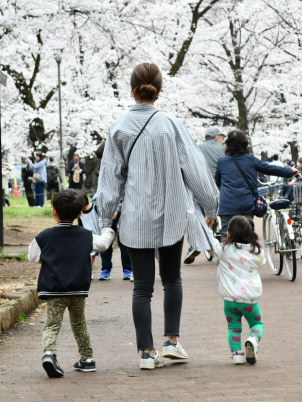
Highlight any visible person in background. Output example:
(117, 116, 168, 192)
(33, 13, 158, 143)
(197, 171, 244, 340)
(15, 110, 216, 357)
(27, 153, 47, 208)
(199, 126, 226, 179)
(68, 154, 86, 190)
(2, 165, 10, 206)
(22, 157, 35, 207)
(184, 126, 225, 264)
(216, 131, 297, 240)
(95, 142, 133, 281)
(47, 157, 62, 198)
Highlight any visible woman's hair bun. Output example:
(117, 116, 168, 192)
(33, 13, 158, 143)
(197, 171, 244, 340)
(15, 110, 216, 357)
(131, 63, 162, 101)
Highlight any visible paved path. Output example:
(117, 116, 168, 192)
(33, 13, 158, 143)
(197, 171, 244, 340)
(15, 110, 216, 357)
(1, 219, 302, 401)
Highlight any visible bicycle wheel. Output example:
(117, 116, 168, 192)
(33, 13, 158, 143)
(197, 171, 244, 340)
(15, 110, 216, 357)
(204, 250, 213, 261)
(263, 213, 283, 275)
(280, 216, 297, 281)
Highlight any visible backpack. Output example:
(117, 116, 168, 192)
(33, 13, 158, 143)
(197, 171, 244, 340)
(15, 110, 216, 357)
(47, 165, 58, 184)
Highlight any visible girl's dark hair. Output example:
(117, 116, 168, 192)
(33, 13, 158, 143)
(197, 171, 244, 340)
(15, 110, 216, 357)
(81, 192, 89, 206)
(223, 215, 261, 254)
(225, 130, 249, 155)
(36, 152, 43, 160)
(131, 63, 162, 101)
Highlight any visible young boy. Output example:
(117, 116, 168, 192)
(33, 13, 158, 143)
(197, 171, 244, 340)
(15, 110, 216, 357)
(28, 189, 114, 378)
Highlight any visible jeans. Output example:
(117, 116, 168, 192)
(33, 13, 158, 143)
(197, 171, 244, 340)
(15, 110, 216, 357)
(34, 182, 45, 207)
(220, 212, 255, 240)
(101, 214, 132, 272)
(127, 237, 184, 351)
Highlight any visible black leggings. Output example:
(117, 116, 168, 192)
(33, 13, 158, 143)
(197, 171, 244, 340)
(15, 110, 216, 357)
(127, 237, 184, 351)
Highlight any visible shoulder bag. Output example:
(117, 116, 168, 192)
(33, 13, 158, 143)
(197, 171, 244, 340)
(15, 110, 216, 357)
(231, 155, 267, 218)
(125, 111, 159, 168)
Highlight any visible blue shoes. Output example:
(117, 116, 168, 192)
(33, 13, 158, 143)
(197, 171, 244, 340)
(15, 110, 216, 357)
(123, 270, 132, 280)
(98, 269, 111, 280)
(99, 269, 132, 280)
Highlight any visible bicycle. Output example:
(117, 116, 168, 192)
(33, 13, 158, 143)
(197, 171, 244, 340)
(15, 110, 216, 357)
(205, 216, 222, 262)
(260, 174, 302, 281)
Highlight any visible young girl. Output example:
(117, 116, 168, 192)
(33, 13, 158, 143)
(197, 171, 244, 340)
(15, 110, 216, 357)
(211, 215, 265, 365)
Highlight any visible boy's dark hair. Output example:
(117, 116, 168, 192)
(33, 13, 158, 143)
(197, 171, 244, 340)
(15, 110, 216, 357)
(95, 141, 105, 160)
(49, 156, 54, 162)
(53, 189, 85, 221)
(223, 215, 261, 255)
(273, 154, 279, 161)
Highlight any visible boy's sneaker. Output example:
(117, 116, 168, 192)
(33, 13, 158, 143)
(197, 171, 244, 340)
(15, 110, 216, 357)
(74, 358, 96, 372)
(130, 275, 134, 282)
(140, 351, 165, 370)
(123, 269, 132, 280)
(99, 269, 111, 280)
(232, 350, 246, 365)
(42, 351, 64, 378)
(245, 336, 259, 365)
(184, 248, 200, 264)
(162, 340, 188, 359)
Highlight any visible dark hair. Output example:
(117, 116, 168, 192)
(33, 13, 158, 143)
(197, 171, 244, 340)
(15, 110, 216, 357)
(273, 154, 279, 161)
(28, 156, 34, 163)
(223, 216, 261, 254)
(49, 156, 54, 162)
(131, 63, 162, 101)
(36, 152, 43, 160)
(53, 189, 85, 221)
(95, 141, 105, 160)
(225, 130, 249, 155)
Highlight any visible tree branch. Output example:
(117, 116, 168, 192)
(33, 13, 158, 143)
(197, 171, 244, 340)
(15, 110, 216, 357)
(189, 108, 237, 126)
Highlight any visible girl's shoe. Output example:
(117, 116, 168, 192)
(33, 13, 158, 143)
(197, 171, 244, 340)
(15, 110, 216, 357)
(232, 350, 246, 365)
(245, 336, 259, 365)
(140, 351, 165, 370)
(162, 340, 188, 359)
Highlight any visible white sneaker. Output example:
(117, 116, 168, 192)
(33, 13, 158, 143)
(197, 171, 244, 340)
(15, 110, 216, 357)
(130, 276, 134, 282)
(91, 272, 94, 280)
(232, 350, 246, 365)
(140, 351, 165, 370)
(245, 336, 259, 365)
(162, 340, 188, 359)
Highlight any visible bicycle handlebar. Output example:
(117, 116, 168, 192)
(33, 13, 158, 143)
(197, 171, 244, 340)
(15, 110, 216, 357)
(257, 172, 302, 186)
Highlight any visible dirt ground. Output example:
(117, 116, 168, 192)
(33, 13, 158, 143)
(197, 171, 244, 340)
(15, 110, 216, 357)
(0, 215, 54, 294)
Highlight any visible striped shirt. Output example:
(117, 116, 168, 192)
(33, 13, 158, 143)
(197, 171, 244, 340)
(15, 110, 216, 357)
(97, 103, 219, 249)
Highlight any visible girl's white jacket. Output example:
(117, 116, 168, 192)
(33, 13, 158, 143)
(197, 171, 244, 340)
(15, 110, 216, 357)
(211, 237, 266, 304)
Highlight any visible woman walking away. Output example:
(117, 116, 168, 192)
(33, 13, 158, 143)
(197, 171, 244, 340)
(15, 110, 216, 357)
(216, 130, 297, 239)
(97, 63, 219, 370)
(27, 153, 47, 207)
(210, 216, 265, 365)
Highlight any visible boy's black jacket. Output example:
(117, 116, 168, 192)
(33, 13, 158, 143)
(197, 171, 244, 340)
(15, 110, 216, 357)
(36, 224, 93, 299)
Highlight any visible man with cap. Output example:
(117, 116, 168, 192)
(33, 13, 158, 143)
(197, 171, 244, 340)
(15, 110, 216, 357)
(198, 126, 226, 179)
(184, 126, 225, 264)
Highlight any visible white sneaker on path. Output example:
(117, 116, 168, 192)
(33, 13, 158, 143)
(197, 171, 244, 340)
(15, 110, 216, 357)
(162, 340, 188, 359)
(232, 350, 246, 365)
(140, 351, 165, 370)
(245, 336, 259, 365)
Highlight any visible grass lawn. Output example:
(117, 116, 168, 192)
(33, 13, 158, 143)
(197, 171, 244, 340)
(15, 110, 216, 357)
(4, 197, 53, 219)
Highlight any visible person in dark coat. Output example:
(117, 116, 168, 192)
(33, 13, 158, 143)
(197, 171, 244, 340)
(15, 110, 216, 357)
(22, 157, 35, 207)
(68, 154, 86, 190)
(216, 130, 298, 239)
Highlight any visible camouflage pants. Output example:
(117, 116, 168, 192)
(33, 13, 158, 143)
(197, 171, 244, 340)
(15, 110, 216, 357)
(43, 297, 93, 360)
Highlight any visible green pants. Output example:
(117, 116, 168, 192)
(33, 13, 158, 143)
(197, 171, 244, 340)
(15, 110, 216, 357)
(43, 297, 93, 360)
(224, 301, 263, 352)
